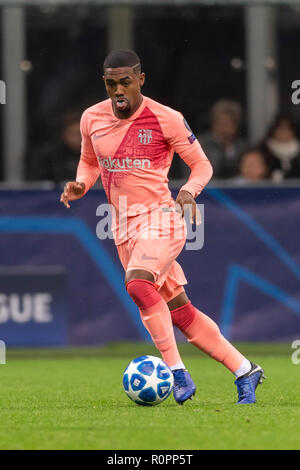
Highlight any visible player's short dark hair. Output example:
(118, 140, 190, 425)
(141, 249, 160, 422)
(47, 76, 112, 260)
(103, 49, 141, 74)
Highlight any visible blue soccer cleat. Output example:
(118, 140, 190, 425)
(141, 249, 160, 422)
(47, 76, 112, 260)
(172, 369, 196, 405)
(235, 363, 266, 404)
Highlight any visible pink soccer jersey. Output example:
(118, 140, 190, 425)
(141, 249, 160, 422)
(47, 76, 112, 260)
(76, 95, 213, 244)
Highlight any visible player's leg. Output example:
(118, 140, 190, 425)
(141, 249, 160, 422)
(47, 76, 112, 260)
(124, 207, 196, 404)
(168, 291, 247, 372)
(125, 268, 185, 372)
(126, 269, 196, 404)
(155, 265, 198, 404)
(168, 290, 265, 404)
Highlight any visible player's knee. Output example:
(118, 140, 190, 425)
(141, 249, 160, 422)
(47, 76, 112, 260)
(126, 279, 161, 310)
(170, 301, 196, 330)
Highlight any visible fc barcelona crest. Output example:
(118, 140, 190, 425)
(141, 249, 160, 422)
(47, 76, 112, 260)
(138, 129, 152, 145)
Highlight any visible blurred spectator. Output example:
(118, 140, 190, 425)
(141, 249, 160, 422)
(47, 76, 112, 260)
(259, 114, 300, 181)
(235, 148, 272, 185)
(197, 99, 247, 178)
(27, 110, 82, 183)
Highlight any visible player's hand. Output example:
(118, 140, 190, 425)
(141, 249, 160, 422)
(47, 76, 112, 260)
(60, 182, 85, 209)
(175, 190, 201, 225)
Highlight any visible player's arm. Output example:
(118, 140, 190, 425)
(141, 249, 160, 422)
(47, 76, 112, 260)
(165, 111, 213, 223)
(60, 112, 101, 208)
(176, 145, 213, 223)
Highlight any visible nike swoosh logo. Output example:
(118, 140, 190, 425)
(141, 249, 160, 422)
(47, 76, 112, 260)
(93, 133, 106, 140)
(142, 254, 158, 260)
(248, 366, 262, 377)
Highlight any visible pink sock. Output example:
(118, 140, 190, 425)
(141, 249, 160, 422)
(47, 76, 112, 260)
(127, 279, 183, 368)
(171, 301, 245, 372)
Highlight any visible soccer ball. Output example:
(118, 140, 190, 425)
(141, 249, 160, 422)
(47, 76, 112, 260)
(122, 355, 174, 406)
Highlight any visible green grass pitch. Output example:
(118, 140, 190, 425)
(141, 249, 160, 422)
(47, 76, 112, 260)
(0, 342, 299, 450)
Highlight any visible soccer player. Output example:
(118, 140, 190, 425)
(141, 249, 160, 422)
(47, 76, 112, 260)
(60, 49, 265, 405)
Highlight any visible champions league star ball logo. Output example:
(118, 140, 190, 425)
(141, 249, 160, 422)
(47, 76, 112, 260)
(138, 129, 152, 145)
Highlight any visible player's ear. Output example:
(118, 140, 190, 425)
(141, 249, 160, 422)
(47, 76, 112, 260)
(139, 72, 145, 87)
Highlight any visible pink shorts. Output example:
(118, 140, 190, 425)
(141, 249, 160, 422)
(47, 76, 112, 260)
(117, 207, 187, 303)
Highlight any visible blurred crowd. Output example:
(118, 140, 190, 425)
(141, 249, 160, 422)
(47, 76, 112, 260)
(196, 100, 300, 184)
(17, 4, 300, 187)
(27, 110, 82, 182)
(26, 99, 300, 186)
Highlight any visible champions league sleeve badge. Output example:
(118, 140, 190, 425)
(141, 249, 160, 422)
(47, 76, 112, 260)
(183, 118, 196, 144)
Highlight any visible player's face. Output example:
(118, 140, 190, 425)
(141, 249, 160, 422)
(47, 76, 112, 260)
(103, 66, 145, 119)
